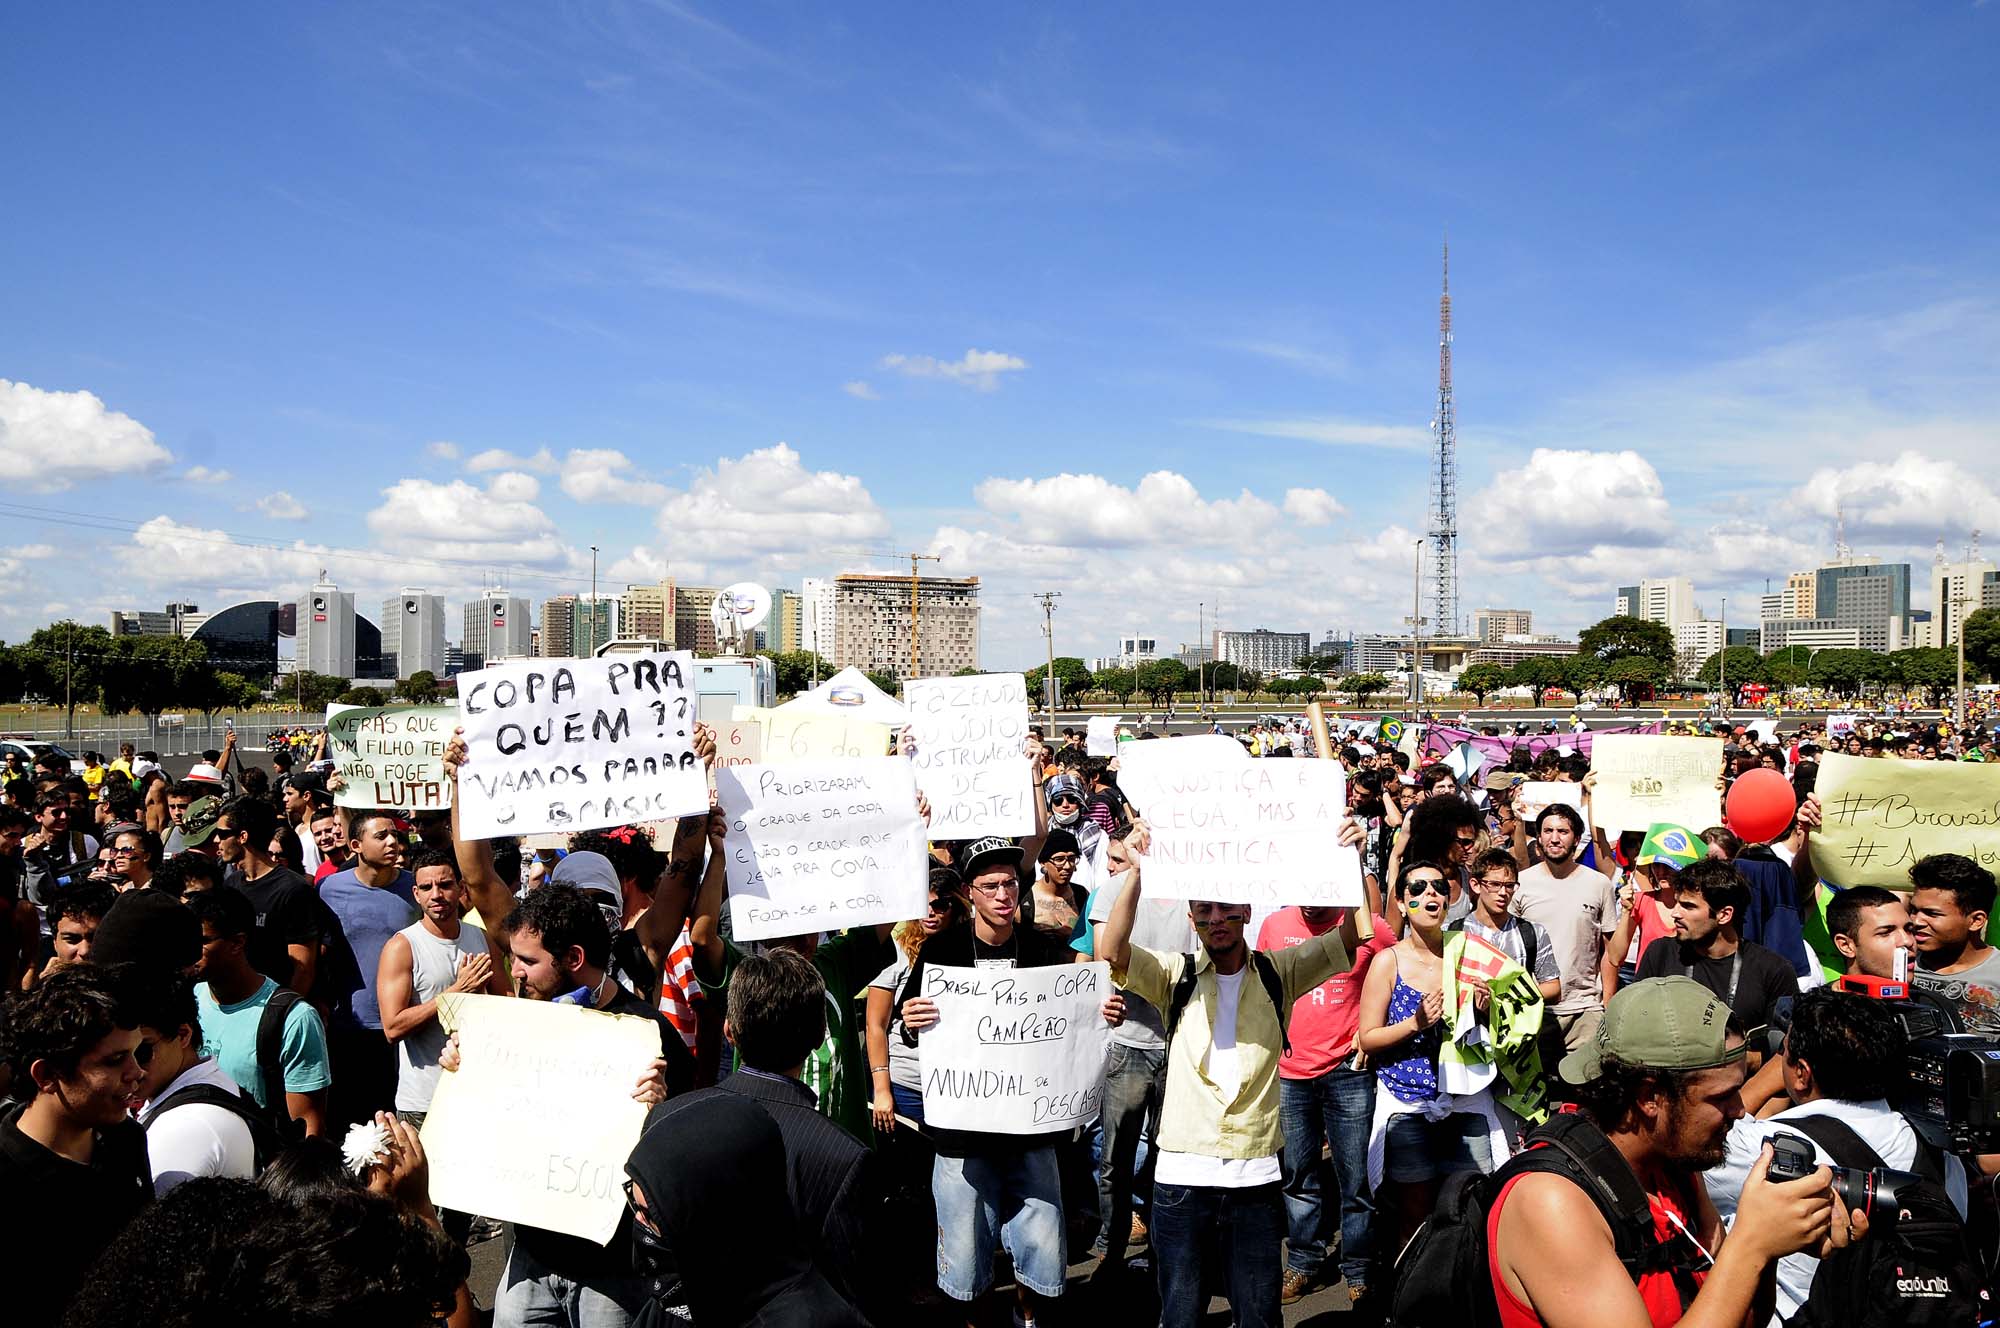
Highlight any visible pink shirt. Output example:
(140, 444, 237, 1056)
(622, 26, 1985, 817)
(1258, 907, 1395, 1079)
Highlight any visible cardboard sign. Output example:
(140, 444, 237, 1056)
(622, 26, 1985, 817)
(1810, 752, 2000, 887)
(764, 709, 891, 764)
(420, 994, 661, 1244)
(717, 757, 929, 942)
(1828, 715, 1858, 740)
(904, 673, 1035, 838)
(1513, 781, 1591, 836)
(1588, 735, 1725, 835)
(1086, 716, 1119, 757)
(713, 721, 765, 772)
(917, 962, 1113, 1134)
(1115, 734, 1363, 907)
(455, 654, 708, 839)
(325, 704, 457, 810)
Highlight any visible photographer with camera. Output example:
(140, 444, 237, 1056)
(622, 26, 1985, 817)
(1702, 988, 1969, 1324)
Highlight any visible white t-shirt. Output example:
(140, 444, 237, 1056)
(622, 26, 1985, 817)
(1511, 861, 1618, 1014)
(136, 1058, 257, 1196)
(1153, 968, 1282, 1189)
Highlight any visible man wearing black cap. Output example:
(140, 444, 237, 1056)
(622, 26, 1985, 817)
(1486, 977, 1856, 1328)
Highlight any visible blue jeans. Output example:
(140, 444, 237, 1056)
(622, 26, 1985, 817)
(1096, 1040, 1166, 1260)
(933, 1147, 1067, 1301)
(1152, 1181, 1285, 1328)
(495, 1240, 648, 1328)
(1279, 1065, 1376, 1284)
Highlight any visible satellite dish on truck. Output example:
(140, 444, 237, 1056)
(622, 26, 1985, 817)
(710, 583, 772, 652)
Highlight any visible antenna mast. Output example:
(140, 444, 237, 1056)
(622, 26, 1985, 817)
(1429, 239, 1459, 639)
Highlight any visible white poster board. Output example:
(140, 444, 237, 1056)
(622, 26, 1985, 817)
(717, 757, 929, 942)
(1828, 714, 1858, 740)
(1115, 734, 1363, 907)
(455, 654, 708, 839)
(904, 673, 1034, 838)
(1513, 781, 1591, 836)
(325, 704, 457, 810)
(1588, 735, 1725, 834)
(917, 962, 1113, 1133)
(420, 994, 660, 1244)
(1086, 716, 1119, 757)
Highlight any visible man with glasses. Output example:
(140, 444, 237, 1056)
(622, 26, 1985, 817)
(1511, 804, 1624, 1052)
(23, 790, 97, 929)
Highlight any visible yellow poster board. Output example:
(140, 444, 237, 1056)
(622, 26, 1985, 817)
(1809, 753, 2000, 888)
(763, 709, 891, 763)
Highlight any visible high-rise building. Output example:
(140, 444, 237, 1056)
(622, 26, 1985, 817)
(1672, 620, 1725, 678)
(380, 589, 446, 679)
(772, 589, 804, 654)
(1214, 628, 1311, 675)
(540, 595, 575, 658)
(673, 585, 720, 655)
(1472, 608, 1532, 644)
(462, 592, 531, 669)
(109, 602, 206, 639)
(831, 574, 980, 678)
(444, 643, 466, 676)
(1759, 593, 1785, 626)
(1623, 577, 1696, 627)
(575, 594, 621, 656)
(1931, 557, 1996, 647)
(622, 580, 675, 642)
(800, 577, 837, 657)
(1815, 560, 1911, 653)
(1177, 642, 1215, 669)
(298, 573, 357, 678)
(1785, 571, 1817, 619)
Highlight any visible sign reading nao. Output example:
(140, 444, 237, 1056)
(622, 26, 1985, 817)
(918, 962, 1112, 1134)
(325, 704, 457, 810)
(904, 672, 1034, 837)
(1589, 735, 1724, 833)
(456, 654, 707, 839)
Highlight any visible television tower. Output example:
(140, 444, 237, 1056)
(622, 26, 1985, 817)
(1428, 239, 1459, 638)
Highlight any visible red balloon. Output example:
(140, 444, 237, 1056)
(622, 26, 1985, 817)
(1725, 768, 1796, 844)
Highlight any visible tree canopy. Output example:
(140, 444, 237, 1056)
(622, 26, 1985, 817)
(1577, 615, 1678, 671)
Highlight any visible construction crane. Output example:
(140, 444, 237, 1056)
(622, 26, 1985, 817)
(826, 548, 943, 681)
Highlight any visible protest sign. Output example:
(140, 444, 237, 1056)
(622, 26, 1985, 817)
(455, 654, 708, 839)
(1422, 721, 1662, 765)
(1828, 714, 1858, 740)
(420, 994, 660, 1244)
(904, 673, 1034, 837)
(1514, 781, 1590, 835)
(1810, 753, 2000, 887)
(717, 756, 928, 942)
(324, 704, 457, 810)
(764, 708, 891, 764)
(713, 720, 764, 772)
(1588, 735, 1725, 834)
(918, 961, 1113, 1134)
(1115, 734, 1362, 907)
(1087, 716, 1119, 757)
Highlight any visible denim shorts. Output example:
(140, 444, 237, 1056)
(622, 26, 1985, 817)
(1382, 1111, 1494, 1184)
(891, 1082, 925, 1126)
(933, 1146, 1066, 1300)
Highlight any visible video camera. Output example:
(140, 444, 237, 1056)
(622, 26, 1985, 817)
(1831, 972, 2000, 1153)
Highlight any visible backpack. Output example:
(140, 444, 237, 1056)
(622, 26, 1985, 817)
(1783, 1114, 1989, 1328)
(148, 1080, 284, 1172)
(254, 986, 309, 1144)
(1386, 1111, 1707, 1328)
(1164, 950, 1291, 1055)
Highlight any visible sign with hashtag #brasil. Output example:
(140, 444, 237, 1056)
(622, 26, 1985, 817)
(1810, 753, 2000, 888)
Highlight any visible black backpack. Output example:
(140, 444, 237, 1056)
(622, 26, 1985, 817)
(148, 1080, 284, 1172)
(1164, 950, 1291, 1055)
(1386, 1111, 1707, 1328)
(246, 986, 308, 1143)
(1783, 1114, 1989, 1328)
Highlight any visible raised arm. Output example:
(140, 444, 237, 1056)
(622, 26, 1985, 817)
(444, 732, 516, 958)
(635, 725, 717, 977)
(688, 808, 730, 984)
(1095, 865, 1140, 977)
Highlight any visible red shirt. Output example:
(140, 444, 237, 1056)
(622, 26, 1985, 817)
(1487, 1164, 1706, 1328)
(1257, 907, 1394, 1078)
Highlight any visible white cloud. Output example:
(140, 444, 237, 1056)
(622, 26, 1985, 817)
(1283, 487, 1345, 526)
(1467, 449, 1675, 561)
(1195, 417, 1431, 451)
(606, 545, 707, 585)
(465, 446, 558, 475)
(1794, 452, 2000, 543)
(426, 440, 462, 460)
(117, 516, 332, 592)
(841, 380, 879, 400)
(560, 448, 671, 505)
(255, 491, 308, 520)
(3, 544, 56, 560)
(656, 444, 889, 553)
(369, 472, 568, 565)
(973, 470, 1280, 548)
(0, 379, 173, 492)
(880, 349, 1028, 392)
(485, 470, 541, 503)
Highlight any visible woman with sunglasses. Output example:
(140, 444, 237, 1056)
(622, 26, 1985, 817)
(1358, 860, 1507, 1257)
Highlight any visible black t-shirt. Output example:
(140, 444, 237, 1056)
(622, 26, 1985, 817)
(1635, 936, 1799, 1030)
(226, 866, 321, 985)
(0, 1103, 153, 1326)
(514, 986, 695, 1283)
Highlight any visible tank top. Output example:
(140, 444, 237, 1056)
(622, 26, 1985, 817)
(1486, 1166, 1706, 1328)
(1376, 976, 1443, 1104)
(394, 919, 489, 1112)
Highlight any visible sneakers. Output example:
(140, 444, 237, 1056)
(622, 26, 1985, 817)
(1280, 1268, 1314, 1304)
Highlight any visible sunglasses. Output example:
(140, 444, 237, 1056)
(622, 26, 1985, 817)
(1044, 854, 1080, 867)
(926, 897, 951, 914)
(622, 1178, 661, 1236)
(1403, 877, 1449, 899)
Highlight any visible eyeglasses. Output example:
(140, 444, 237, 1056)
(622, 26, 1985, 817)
(1474, 876, 1516, 889)
(971, 880, 1020, 895)
(1044, 854, 1079, 867)
(1191, 912, 1249, 929)
(1403, 877, 1450, 898)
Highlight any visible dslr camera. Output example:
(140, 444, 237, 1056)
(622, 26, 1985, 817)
(1766, 1130, 1922, 1219)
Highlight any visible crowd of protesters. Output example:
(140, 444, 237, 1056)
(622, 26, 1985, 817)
(0, 704, 1995, 1327)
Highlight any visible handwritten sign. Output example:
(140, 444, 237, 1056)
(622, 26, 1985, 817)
(325, 704, 457, 810)
(1116, 734, 1362, 907)
(1514, 781, 1590, 836)
(918, 962, 1112, 1134)
(1087, 716, 1118, 757)
(717, 757, 928, 942)
(1810, 752, 2000, 887)
(456, 654, 708, 839)
(764, 709, 891, 764)
(713, 721, 764, 771)
(420, 994, 660, 1244)
(904, 673, 1034, 837)
(1588, 735, 1724, 834)
(1828, 715, 1858, 740)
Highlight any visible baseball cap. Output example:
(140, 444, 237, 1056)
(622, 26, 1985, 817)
(1483, 771, 1527, 791)
(179, 796, 225, 847)
(1558, 976, 1745, 1085)
(958, 836, 1024, 878)
(185, 763, 227, 786)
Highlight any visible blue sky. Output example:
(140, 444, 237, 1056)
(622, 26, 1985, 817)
(3, 3, 1997, 665)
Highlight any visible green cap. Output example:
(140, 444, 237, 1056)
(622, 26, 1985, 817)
(179, 795, 225, 847)
(1634, 823, 1703, 872)
(1558, 976, 1746, 1085)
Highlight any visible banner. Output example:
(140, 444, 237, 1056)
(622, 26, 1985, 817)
(717, 757, 929, 942)
(420, 994, 661, 1244)
(1116, 734, 1362, 907)
(1811, 752, 2000, 887)
(917, 961, 1113, 1134)
(455, 654, 708, 839)
(1420, 721, 1663, 765)
(1827, 714, 1858, 740)
(1588, 735, 1725, 834)
(904, 673, 1035, 837)
(325, 704, 457, 810)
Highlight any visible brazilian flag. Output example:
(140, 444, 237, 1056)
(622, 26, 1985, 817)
(1380, 717, 1405, 745)
(1635, 824, 1702, 871)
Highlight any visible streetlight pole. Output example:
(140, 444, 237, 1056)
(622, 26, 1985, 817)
(1197, 601, 1204, 713)
(1035, 592, 1061, 734)
(1719, 596, 1727, 718)
(589, 545, 600, 658)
